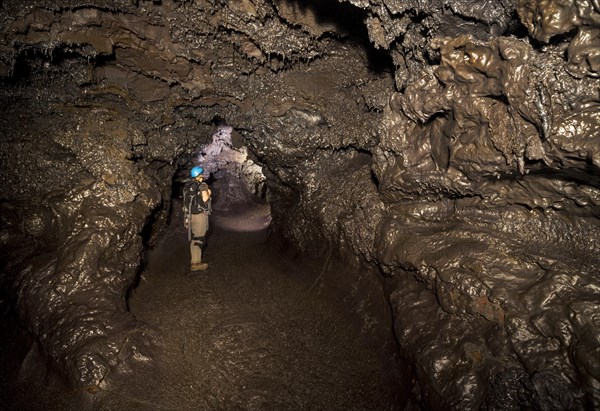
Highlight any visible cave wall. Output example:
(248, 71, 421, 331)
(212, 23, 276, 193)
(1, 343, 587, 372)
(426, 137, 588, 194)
(0, 1, 222, 387)
(0, 0, 599, 408)
(365, 2, 600, 408)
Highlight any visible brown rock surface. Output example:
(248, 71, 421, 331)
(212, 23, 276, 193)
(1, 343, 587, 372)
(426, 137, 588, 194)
(0, 0, 598, 409)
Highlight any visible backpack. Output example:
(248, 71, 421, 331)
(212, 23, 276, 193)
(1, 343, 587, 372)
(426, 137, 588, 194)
(183, 180, 210, 214)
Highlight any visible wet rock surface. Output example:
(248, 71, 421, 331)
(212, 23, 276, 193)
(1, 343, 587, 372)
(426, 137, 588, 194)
(0, 0, 599, 409)
(1, 204, 408, 410)
(126, 205, 404, 410)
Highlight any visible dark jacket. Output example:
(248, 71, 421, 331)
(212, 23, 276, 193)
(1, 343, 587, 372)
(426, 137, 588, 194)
(183, 180, 210, 214)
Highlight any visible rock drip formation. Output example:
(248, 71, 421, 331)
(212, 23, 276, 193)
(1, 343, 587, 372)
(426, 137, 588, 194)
(0, 0, 598, 409)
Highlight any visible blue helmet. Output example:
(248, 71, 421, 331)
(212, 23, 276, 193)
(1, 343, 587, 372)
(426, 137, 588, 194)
(190, 166, 204, 178)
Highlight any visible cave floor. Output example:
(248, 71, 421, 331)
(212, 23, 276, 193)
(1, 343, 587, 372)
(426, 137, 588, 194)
(0, 203, 404, 411)
(91, 203, 401, 410)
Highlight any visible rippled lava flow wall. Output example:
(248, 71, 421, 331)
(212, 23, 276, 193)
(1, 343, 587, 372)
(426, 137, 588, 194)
(0, 0, 599, 409)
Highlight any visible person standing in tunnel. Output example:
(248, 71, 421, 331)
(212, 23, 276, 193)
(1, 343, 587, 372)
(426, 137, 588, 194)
(183, 166, 212, 271)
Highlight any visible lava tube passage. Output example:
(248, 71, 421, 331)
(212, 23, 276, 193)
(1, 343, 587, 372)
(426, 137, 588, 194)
(1, 0, 599, 409)
(123, 123, 410, 409)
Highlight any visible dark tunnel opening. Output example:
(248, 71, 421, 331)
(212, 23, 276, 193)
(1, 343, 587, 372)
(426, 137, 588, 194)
(121, 125, 413, 410)
(171, 124, 270, 213)
(130, 121, 274, 296)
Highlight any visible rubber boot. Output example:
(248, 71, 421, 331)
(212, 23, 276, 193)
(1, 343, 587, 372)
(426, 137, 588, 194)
(191, 262, 208, 271)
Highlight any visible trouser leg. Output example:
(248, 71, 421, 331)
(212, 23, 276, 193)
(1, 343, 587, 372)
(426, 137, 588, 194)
(190, 213, 208, 264)
(190, 239, 203, 264)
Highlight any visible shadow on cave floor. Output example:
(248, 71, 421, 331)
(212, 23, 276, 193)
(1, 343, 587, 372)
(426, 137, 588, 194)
(92, 202, 403, 410)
